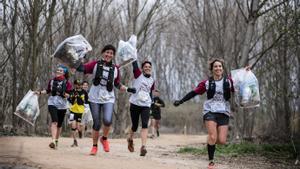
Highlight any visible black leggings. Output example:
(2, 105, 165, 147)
(48, 105, 66, 128)
(130, 103, 150, 132)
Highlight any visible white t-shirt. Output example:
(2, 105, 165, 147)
(129, 74, 155, 107)
(88, 64, 118, 104)
(194, 77, 233, 116)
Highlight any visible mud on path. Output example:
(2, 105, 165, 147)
(0, 134, 288, 169)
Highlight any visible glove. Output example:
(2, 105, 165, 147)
(173, 100, 183, 107)
(127, 87, 136, 94)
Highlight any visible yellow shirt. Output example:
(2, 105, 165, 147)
(69, 91, 86, 114)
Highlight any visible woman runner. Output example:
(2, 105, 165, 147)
(76, 44, 136, 155)
(127, 60, 155, 156)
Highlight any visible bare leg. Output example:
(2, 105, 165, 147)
(141, 128, 148, 146)
(217, 125, 229, 145)
(92, 129, 99, 145)
(102, 125, 110, 137)
(205, 121, 218, 145)
(71, 121, 77, 140)
(150, 119, 155, 137)
(51, 122, 58, 140)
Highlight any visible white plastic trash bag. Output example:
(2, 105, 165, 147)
(53, 34, 92, 68)
(14, 90, 40, 126)
(231, 68, 260, 108)
(81, 104, 93, 125)
(117, 35, 137, 67)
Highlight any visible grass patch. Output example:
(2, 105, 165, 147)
(178, 142, 296, 159)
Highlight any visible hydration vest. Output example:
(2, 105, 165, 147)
(207, 76, 231, 101)
(51, 79, 67, 97)
(93, 60, 115, 92)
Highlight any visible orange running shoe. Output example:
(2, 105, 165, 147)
(100, 137, 110, 152)
(207, 161, 215, 169)
(90, 146, 98, 155)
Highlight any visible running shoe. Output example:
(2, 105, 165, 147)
(140, 145, 147, 156)
(208, 161, 215, 169)
(49, 142, 56, 149)
(127, 138, 134, 152)
(71, 140, 78, 147)
(90, 146, 98, 155)
(100, 137, 110, 152)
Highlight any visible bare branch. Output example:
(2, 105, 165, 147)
(235, 0, 248, 22)
(257, 0, 288, 17)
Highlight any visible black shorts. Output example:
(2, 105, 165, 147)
(130, 103, 150, 131)
(69, 112, 83, 123)
(203, 112, 229, 126)
(48, 105, 66, 127)
(150, 112, 161, 120)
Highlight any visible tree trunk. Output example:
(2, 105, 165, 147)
(240, 0, 259, 66)
(11, 0, 18, 129)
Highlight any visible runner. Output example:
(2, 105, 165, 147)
(35, 65, 72, 149)
(150, 89, 165, 138)
(127, 60, 155, 156)
(174, 58, 236, 169)
(81, 80, 91, 137)
(68, 80, 88, 147)
(76, 44, 136, 155)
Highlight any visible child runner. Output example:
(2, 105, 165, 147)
(81, 80, 91, 136)
(68, 79, 88, 147)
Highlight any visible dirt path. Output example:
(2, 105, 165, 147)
(0, 135, 250, 169)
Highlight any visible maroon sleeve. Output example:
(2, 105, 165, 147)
(151, 81, 155, 91)
(193, 80, 207, 95)
(114, 65, 121, 86)
(132, 61, 142, 78)
(134, 68, 142, 79)
(228, 76, 234, 92)
(46, 79, 52, 94)
(65, 81, 72, 93)
(83, 60, 97, 74)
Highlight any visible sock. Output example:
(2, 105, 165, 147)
(102, 136, 107, 140)
(93, 144, 98, 147)
(207, 144, 215, 161)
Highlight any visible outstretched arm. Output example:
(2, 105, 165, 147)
(174, 80, 207, 106)
(76, 60, 97, 74)
(114, 66, 136, 93)
(173, 91, 197, 106)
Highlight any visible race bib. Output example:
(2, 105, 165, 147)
(100, 90, 111, 101)
(137, 91, 148, 102)
(210, 102, 226, 112)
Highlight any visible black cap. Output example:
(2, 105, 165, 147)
(74, 80, 82, 85)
